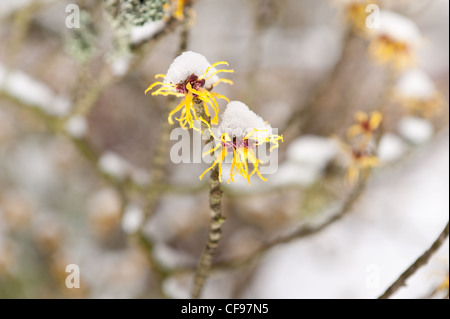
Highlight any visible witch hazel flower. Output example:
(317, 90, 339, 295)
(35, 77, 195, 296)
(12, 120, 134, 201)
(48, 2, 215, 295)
(394, 69, 444, 117)
(341, 0, 379, 33)
(200, 101, 283, 184)
(346, 110, 382, 146)
(368, 10, 422, 69)
(335, 138, 379, 184)
(145, 51, 234, 130)
(169, 0, 187, 20)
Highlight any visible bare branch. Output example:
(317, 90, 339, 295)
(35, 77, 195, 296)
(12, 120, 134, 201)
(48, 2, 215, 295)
(378, 221, 449, 299)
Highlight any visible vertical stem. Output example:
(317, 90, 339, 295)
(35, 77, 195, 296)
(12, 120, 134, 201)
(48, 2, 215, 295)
(191, 99, 225, 299)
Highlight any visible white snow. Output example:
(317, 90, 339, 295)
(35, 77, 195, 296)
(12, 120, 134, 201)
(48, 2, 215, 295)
(0, 64, 73, 117)
(130, 20, 165, 44)
(398, 116, 434, 144)
(377, 133, 408, 163)
(153, 243, 194, 270)
(98, 152, 129, 180)
(65, 115, 88, 139)
(396, 69, 436, 100)
(164, 51, 220, 87)
(110, 55, 132, 77)
(242, 134, 449, 298)
(268, 136, 339, 187)
(163, 275, 192, 299)
(121, 203, 144, 235)
(219, 101, 272, 139)
(373, 10, 422, 46)
(98, 151, 150, 184)
(287, 135, 339, 171)
(270, 161, 319, 186)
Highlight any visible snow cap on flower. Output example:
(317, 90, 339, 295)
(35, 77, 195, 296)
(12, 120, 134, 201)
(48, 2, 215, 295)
(373, 11, 421, 46)
(164, 51, 220, 87)
(396, 69, 436, 100)
(219, 101, 272, 139)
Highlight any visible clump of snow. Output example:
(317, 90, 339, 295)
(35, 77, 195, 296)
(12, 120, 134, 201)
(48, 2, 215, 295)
(398, 116, 434, 144)
(153, 243, 194, 270)
(110, 55, 132, 77)
(0, 65, 72, 117)
(163, 275, 191, 299)
(271, 161, 318, 186)
(130, 20, 165, 44)
(287, 136, 339, 171)
(164, 51, 220, 87)
(377, 133, 408, 163)
(98, 151, 150, 184)
(65, 115, 88, 139)
(4, 70, 53, 106)
(373, 10, 422, 46)
(121, 203, 144, 234)
(219, 101, 272, 139)
(396, 69, 436, 100)
(269, 136, 339, 187)
(99, 152, 129, 180)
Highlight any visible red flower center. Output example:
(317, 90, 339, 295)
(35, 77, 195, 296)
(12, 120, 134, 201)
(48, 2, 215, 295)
(222, 137, 250, 151)
(176, 74, 206, 97)
(361, 120, 371, 132)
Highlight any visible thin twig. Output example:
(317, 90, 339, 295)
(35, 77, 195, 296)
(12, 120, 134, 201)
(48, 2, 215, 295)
(191, 99, 225, 299)
(281, 28, 354, 143)
(378, 221, 450, 299)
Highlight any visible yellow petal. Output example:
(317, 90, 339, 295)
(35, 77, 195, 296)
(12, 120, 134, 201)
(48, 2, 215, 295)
(168, 100, 186, 125)
(347, 164, 360, 184)
(354, 111, 368, 123)
(145, 81, 164, 94)
(369, 111, 383, 130)
(347, 125, 364, 138)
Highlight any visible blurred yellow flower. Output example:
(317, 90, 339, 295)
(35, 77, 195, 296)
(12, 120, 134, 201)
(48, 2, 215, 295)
(347, 148, 378, 183)
(347, 110, 382, 143)
(394, 69, 445, 118)
(368, 11, 422, 70)
(174, 0, 185, 20)
(336, 137, 379, 184)
(369, 36, 415, 69)
(346, 0, 378, 34)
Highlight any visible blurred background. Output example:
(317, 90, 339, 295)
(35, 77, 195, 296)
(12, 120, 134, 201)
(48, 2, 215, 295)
(0, 0, 448, 298)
